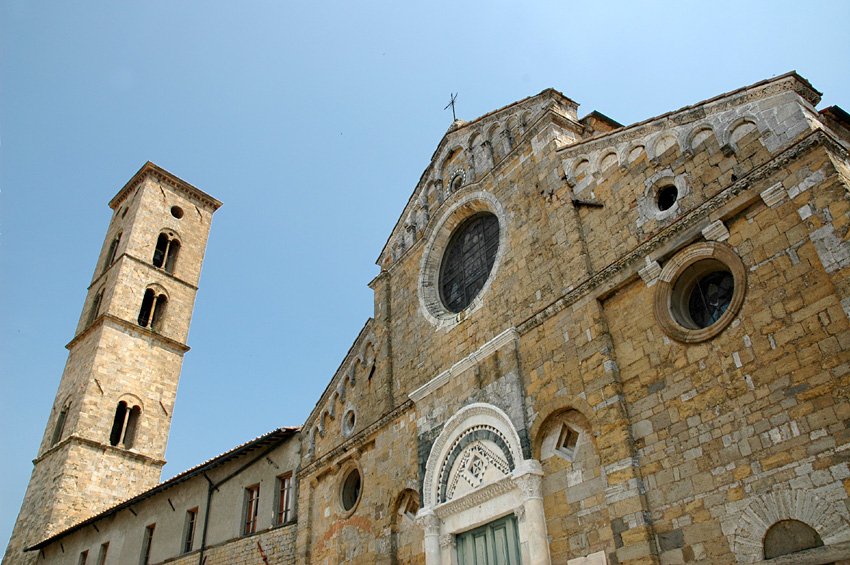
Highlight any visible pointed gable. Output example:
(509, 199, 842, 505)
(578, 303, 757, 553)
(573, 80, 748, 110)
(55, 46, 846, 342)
(376, 89, 581, 270)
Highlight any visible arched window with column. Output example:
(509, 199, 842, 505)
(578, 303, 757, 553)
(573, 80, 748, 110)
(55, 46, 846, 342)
(152, 232, 181, 274)
(138, 288, 168, 331)
(109, 400, 142, 449)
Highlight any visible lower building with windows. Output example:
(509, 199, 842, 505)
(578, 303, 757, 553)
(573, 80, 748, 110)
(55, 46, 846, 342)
(7, 72, 850, 565)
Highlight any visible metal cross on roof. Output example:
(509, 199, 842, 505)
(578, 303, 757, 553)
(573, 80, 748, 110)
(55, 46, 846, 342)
(444, 92, 458, 121)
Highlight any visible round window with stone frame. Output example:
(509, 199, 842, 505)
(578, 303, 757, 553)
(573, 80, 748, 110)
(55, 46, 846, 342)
(438, 212, 500, 314)
(418, 191, 507, 327)
(342, 410, 356, 436)
(656, 183, 678, 212)
(338, 463, 363, 515)
(654, 242, 746, 343)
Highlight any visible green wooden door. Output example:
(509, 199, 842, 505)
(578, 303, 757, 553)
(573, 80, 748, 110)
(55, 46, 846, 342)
(456, 515, 521, 565)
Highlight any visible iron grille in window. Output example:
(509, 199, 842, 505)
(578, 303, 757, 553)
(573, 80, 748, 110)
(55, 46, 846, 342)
(439, 212, 499, 313)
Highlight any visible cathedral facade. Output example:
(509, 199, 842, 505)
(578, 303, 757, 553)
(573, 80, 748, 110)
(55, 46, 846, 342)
(5, 73, 850, 565)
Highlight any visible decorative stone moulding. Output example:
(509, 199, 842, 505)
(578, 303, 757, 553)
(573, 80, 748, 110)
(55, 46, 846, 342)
(417, 190, 508, 329)
(731, 487, 850, 563)
(653, 241, 747, 343)
(417, 403, 551, 565)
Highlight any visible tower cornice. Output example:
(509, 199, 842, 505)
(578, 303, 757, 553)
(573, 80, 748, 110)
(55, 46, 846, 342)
(66, 314, 191, 353)
(109, 161, 223, 212)
(32, 435, 167, 467)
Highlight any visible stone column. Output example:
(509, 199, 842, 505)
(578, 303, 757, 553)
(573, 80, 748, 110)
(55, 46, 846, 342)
(513, 460, 551, 565)
(416, 508, 442, 565)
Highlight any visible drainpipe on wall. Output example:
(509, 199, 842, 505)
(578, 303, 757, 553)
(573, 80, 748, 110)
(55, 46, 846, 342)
(196, 439, 287, 565)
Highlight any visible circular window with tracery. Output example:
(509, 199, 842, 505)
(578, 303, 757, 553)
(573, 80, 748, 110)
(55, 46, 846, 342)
(439, 212, 499, 313)
(654, 242, 746, 343)
(418, 191, 506, 327)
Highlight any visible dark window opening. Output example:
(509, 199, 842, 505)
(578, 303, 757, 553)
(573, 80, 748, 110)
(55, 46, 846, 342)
(244, 485, 260, 535)
(367, 364, 376, 381)
(138, 289, 155, 327)
(151, 295, 167, 330)
(138, 289, 167, 330)
(51, 404, 70, 446)
(688, 270, 734, 329)
(86, 289, 104, 327)
(153, 234, 168, 268)
(152, 233, 180, 274)
(103, 233, 121, 273)
(763, 519, 824, 560)
(657, 185, 678, 211)
(341, 468, 361, 512)
(96, 542, 108, 565)
(164, 240, 180, 273)
(110, 401, 127, 446)
(123, 405, 141, 449)
(439, 212, 500, 313)
(277, 474, 293, 525)
(556, 425, 579, 459)
(141, 524, 155, 565)
(78, 550, 88, 565)
(183, 508, 198, 553)
(171, 206, 184, 219)
(109, 401, 141, 449)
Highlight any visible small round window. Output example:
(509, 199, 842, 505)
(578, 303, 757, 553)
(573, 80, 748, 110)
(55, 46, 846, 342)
(438, 212, 499, 313)
(654, 242, 746, 343)
(342, 410, 356, 435)
(340, 467, 362, 512)
(170, 206, 184, 219)
(656, 184, 678, 211)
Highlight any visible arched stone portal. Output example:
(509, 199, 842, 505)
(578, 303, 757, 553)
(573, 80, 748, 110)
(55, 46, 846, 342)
(417, 403, 551, 565)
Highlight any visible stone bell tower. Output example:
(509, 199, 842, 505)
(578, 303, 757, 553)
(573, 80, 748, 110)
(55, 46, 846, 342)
(3, 163, 221, 565)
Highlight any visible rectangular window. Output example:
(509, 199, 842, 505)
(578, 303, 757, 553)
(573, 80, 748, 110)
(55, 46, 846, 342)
(183, 508, 198, 553)
(276, 473, 293, 524)
(244, 485, 260, 535)
(96, 543, 108, 565)
(78, 550, 88, 565)
(140, 524, 155, 565)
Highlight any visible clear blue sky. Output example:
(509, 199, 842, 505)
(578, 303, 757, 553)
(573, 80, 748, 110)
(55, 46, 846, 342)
(2, 0, 848, 548)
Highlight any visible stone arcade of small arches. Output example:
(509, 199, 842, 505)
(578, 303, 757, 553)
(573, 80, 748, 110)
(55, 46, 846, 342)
(310, 330, 380, 449)
(389, 98, 555, 265)
(562, 107, 773, 194)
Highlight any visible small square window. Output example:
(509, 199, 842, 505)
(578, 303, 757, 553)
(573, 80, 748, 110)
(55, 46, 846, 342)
(556, 424, 579, 460)
(78, 550, 88, 565)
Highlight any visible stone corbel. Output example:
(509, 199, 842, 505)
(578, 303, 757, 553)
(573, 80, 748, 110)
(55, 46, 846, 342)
(701, 220, 730, 242)
(760, 182, 787, 208)
(638, 259, 662, 287)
